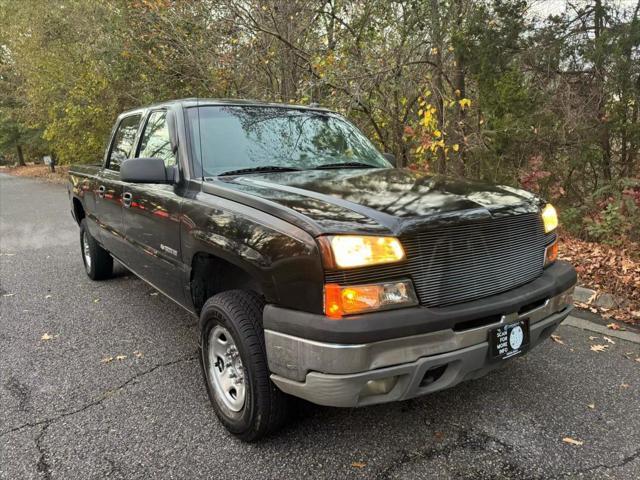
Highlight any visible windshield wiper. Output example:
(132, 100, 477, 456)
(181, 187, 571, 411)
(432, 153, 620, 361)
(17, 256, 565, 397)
(313, 161, 380, 170)
(218, 166, 302, 176)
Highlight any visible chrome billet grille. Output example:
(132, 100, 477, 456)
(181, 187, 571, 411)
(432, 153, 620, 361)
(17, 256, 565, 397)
(325, 213, 556, 308)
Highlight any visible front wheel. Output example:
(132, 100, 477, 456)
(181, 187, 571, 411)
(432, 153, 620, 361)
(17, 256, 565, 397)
(200, 290, 288, 441)
(79, 219, 113, 280)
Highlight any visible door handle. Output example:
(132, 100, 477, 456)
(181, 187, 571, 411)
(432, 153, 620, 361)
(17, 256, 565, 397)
(97, 185, 106, 198)
(122, 192, 133, 208)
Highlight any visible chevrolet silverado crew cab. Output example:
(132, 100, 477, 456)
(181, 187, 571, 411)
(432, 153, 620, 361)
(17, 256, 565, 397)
(68, 99, 576, 441)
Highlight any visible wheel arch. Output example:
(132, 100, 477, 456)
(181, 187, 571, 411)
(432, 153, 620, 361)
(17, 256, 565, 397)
(72, 196, 85, 225)
(189, 249, 273, 316)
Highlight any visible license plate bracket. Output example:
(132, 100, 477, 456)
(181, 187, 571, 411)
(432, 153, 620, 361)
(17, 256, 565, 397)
(489, 319, 530, 359)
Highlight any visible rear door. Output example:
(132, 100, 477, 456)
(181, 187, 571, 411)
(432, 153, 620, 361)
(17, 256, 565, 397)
(120, 109, 186, 303)
(95, 113, 143, 259)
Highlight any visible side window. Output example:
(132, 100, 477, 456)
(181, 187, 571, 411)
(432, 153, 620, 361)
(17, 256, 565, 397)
(138, 111, 176, 167)
(108, 114, 142, 171)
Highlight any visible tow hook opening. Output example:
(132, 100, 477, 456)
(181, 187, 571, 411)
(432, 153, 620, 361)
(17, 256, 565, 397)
(420, 365, 448, 387)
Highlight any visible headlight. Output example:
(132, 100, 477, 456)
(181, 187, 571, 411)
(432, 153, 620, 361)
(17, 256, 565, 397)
(319, 235, 405, 269)
(541, 203, 558, 233)
(324, 280, 418, 318)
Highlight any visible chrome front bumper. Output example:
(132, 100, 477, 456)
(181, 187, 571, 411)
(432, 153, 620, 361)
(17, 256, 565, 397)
(265, 287, 574, 407)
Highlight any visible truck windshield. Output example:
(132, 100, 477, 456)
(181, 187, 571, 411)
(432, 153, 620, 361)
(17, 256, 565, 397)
(186, 106, 391, 177)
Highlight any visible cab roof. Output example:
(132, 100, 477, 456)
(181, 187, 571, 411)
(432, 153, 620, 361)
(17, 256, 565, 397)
(120, 98, 332, 116)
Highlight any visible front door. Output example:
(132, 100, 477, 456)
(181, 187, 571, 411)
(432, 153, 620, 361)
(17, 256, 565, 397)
(121, 110, 186, 303)
(95, 113, 142, 258)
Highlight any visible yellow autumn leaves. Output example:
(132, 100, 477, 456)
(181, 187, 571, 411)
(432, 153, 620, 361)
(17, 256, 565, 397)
(409, 93, 470, 162)
(459, 98, 471, 109)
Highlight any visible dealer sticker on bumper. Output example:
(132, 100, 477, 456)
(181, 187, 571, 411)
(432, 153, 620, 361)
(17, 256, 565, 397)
(489, 320, 530, 359)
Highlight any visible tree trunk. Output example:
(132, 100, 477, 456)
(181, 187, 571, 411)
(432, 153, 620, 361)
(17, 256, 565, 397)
(623, 4, 640, 177)
(453, 0, 467, 177)
(594, 0, 612, 180)
(628, 74, 640, 177)
(16, 144, 26, 166)
(430, 0, 446, 174)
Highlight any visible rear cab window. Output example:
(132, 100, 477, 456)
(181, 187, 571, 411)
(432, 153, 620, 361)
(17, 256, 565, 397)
(106, 114, 142, 171)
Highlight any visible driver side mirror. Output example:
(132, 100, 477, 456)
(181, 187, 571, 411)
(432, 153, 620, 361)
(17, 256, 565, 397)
(383, 152, 397, 167)
(120, 158, 174, 184)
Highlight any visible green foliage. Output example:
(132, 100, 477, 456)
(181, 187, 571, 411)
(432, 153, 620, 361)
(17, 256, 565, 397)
(559, 207, 585, 238)
(562, 179, 640, 244)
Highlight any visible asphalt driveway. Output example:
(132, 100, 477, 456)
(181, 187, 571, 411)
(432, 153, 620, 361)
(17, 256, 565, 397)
(1, 173, 638, 479)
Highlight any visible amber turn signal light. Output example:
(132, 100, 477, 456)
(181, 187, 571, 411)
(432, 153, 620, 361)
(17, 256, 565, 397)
(324, 280, 418, 319)
(544, 241, 558, 266)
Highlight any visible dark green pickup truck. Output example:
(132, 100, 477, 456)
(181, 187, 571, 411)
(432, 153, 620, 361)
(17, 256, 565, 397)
(68, 98, 576, 441)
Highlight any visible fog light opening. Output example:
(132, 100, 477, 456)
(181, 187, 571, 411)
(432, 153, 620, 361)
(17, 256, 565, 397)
(361, 376, 398, 397)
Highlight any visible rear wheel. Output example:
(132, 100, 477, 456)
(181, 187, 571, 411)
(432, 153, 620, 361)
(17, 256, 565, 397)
(200, 290, 288, 441)
(79, 219, 113, 280)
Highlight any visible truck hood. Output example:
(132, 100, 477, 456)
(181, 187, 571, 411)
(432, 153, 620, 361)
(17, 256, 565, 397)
(204, 168, 542, 236)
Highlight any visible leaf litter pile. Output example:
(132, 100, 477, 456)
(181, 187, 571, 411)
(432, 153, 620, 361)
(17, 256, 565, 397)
(560, 235, 640, 326)
(3, 164, 68, 184)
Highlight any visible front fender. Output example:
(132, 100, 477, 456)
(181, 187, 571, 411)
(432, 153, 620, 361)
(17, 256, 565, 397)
(180, 191, 324, 313)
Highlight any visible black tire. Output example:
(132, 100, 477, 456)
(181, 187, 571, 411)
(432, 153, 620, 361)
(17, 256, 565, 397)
(80, 219, 113, 280)
(200, 290, 288, 441)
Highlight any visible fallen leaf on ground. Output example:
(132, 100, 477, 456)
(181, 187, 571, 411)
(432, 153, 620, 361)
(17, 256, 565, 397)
(41, 333, 53, 341)
(351, 462, 366, 469)
(434, 431, 445, 441)
(587, 404, 595, 409)
(635, 358, 640, 363)
(101, 356, 114, 363)
(551, 334, 565, 345)
(590, 344, 609, 352)
(559, 237, 639, 327)
(620, 383, 630, 388)
(134, 351, 144, 358)
(607, 323, 622, 330)
(602, 336, 615, 344)
(562, 437, 584, 446)
(115, 354, 127, 361)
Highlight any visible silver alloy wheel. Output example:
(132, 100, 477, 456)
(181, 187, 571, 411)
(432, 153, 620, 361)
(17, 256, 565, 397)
(82, 232, 92, 272)
(208, 325, 246, 412)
